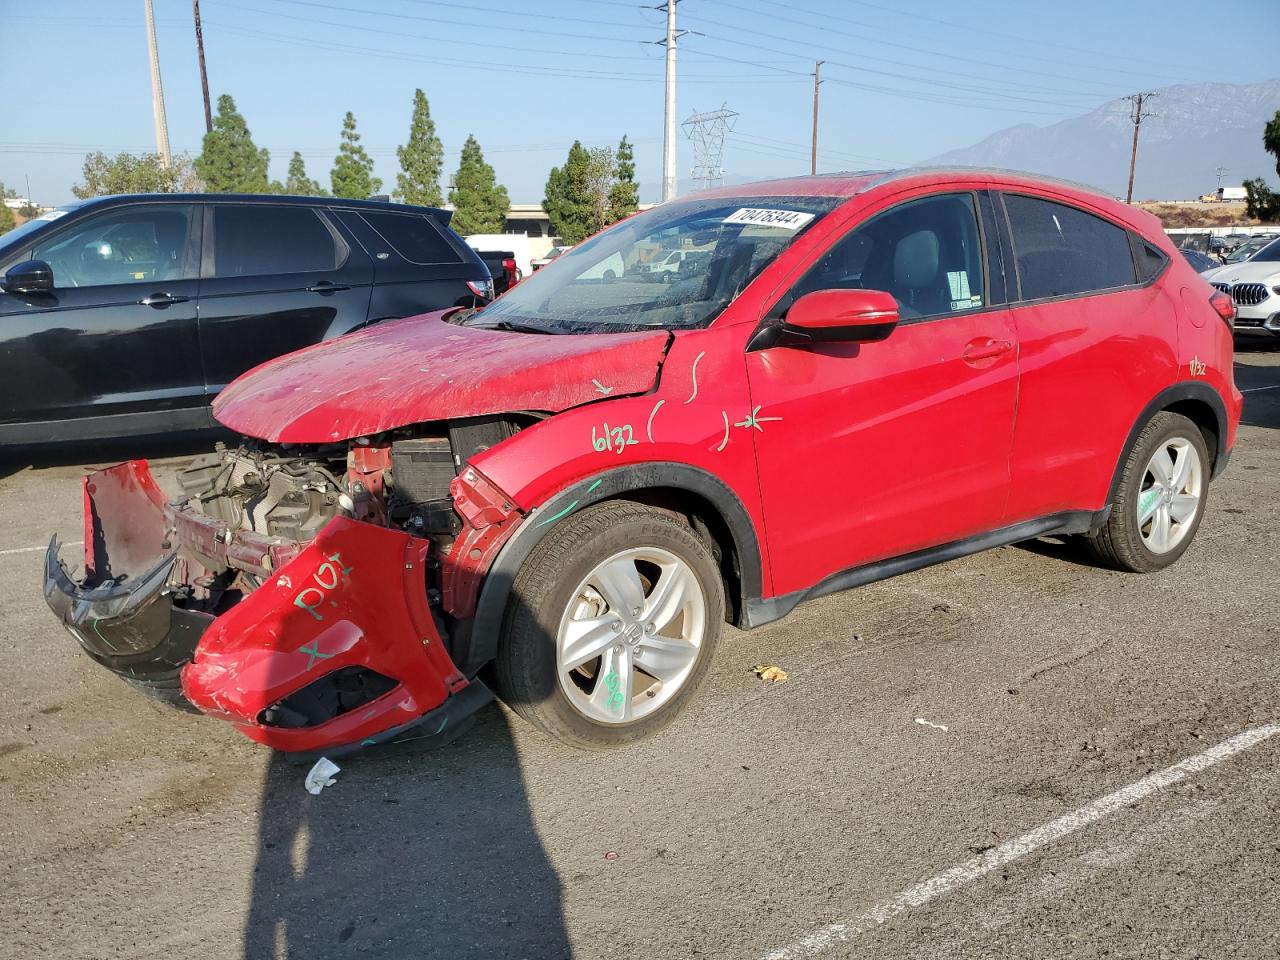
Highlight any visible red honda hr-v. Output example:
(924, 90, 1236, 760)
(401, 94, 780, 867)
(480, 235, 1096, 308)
(45, 169, 1242, 754)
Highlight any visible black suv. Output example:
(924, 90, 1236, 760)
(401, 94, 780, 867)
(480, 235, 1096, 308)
(0, 194, 492, 443)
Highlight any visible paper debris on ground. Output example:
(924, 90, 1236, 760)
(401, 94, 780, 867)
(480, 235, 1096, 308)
(304, 757, 341, 794)
(752, 664, 789, 683)
(914, 717, 949, 732)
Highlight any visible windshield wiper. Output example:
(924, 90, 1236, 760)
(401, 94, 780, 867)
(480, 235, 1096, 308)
(467, 318, 562, 335)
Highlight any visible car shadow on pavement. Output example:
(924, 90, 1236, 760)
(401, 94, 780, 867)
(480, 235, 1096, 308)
(242, 704, 572, 960)
(0, 429, 232, 482)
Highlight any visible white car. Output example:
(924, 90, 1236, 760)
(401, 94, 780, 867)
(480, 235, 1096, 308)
(1204, 237, 1280, 336)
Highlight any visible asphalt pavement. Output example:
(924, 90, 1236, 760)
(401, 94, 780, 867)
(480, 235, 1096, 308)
(2, 345, 1278, 960)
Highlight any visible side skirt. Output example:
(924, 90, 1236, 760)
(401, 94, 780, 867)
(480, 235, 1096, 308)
(742, 509, 1109, 629)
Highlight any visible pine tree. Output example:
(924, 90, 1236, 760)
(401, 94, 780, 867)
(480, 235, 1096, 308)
(395, 89, 445, 207)
(330, 112, 382, 200)
(284, 151, 325, 196)
(542, 141, 595, 244)
(194, 94, 270, 193)
(448, 135, 510, 235)
(608, 135, 639, 223)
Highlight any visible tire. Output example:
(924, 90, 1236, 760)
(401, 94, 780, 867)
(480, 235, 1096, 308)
(1083, 412, 1210, 572)
(493, 501, 725, 749)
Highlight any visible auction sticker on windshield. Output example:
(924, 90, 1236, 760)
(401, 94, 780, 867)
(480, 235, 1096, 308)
(722, 208, 816, 230)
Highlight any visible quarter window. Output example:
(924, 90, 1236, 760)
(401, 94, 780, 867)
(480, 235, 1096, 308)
(790, 193, 986, 320)
(357, 211, 462, 264)
(32, 206, 194, 288)
(1003, 194, 1136, 299)
(211, 205, 341, 277)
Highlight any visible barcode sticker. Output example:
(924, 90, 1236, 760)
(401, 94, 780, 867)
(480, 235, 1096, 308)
(722, 208, 815, 231)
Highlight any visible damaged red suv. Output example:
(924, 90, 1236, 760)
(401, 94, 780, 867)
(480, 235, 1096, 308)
(45, 170, 1242, 754)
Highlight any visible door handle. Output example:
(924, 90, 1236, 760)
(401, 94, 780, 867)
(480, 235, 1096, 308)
(138, 293, 190, 307)
(306, 281, 351, 294)
(961, 338, 1013, 364)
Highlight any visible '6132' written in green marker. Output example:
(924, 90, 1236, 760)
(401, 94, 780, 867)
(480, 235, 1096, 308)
(592, 422, 639, 455)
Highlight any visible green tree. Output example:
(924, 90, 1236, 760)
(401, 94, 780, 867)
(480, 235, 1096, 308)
(331, 111, 382, 199)
(283, 151, 326, 196)
(0, 183, 16, 234)
(448, 135, 510, 235)
(71, 151, 186, 198)
(395, 89, 444, 207)
(608, 135, 639, 223)
(543, 140, 595, 244)
(194, 94, 270, 193)
(1243, 109, 1280, 222)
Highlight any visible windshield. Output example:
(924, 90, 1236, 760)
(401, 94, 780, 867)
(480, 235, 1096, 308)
(1250, 237, 1280, 262)
(472, 195, 840, 333)
(0, 206, 76, 252)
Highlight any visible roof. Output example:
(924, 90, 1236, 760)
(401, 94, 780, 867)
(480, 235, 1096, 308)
(682, 167, 1117, 203)
(68, 193, 449, 216)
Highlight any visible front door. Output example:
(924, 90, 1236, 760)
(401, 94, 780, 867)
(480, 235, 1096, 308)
(197, 203, 374, 394)
(746, 191, 1020, 597)
(0, 203, 203, 433)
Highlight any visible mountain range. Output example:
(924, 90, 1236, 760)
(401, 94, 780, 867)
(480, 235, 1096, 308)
(923, 80, 1280, 200)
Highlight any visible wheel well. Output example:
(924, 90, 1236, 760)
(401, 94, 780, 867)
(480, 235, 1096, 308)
(615, 487, 745, 626)
(1163, 398, 1219, 470)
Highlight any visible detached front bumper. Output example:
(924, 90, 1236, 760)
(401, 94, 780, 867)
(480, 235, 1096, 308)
(44, 461, 491, 755)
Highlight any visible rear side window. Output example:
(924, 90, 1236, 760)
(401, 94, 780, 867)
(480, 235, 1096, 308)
(212, 205, 341, 277)
(1133, 236, 1169, 282)
(357, 211, 461, 264)
(1003, 194, 1136, 300)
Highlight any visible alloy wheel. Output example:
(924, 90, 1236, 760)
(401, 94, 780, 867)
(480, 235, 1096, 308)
(555, 547, 707, 724)
(1136, 437, 1203, 554)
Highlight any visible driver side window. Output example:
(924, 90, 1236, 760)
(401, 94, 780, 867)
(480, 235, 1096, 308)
(32, 205, 195, 289)
(791, 193, 986, 321)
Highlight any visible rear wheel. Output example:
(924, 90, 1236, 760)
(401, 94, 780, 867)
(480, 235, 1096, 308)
(1084, 412, 1209, 572)
(493, 501, 724, 749)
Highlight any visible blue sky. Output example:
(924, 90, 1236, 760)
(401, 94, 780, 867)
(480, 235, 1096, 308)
(4, 0, 1278, 206)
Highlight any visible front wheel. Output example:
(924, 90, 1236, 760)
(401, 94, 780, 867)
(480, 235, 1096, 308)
(493, 501, 724, 749)
(1084, 411, 1210, 572)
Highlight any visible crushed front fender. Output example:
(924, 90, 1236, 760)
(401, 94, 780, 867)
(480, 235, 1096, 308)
(181, 516, 489, 754)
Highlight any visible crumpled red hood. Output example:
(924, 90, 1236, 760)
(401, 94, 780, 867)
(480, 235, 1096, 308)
(212, 311, 670, 443)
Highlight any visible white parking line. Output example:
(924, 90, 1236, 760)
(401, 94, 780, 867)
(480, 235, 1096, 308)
(758, 722, 1280, 960)
(1242, 384, 1280, 394)
(0, 540, 80, 557)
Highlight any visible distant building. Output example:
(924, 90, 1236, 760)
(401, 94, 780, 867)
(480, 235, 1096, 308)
(3, 197, 31, 210)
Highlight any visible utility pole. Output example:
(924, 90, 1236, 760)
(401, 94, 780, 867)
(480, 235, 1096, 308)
(1215, 166, 1229, 190)
(144, 0, 172, 167)
(661, 0, 680, 203)
(193, 0, 212, 134)
(810, 60, 824, 176)
(1123, 91, 1156, 204)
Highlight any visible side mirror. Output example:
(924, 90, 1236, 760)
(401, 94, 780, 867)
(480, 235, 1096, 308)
(784, 288, 899, 343)
(3, 259, 54, 295)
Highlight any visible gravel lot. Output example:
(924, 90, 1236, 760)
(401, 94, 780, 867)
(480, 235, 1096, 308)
(2, 346, 1278, 960)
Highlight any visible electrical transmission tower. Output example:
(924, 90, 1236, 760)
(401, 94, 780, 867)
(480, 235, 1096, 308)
(682, 105, 738, 190)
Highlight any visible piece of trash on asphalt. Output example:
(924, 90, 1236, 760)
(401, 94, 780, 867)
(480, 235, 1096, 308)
(752, 664, 789, 683)
(914, 717, 948, 732)
(604, 851, 619, 861)
(304, 757, 341, 794)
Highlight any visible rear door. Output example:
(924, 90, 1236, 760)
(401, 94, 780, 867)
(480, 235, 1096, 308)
(0, 202, 203, 432)
(997, 191, 1176, 521)
(196, 202, 374, 394)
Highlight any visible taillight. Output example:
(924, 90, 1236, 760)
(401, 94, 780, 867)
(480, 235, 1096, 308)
(466, 278, 495, 301)
(501, 258, 516, 273)
(1209, 289, 1235, 329)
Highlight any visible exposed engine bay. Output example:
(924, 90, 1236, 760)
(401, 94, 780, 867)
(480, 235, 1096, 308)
(44, 414, 531, 756)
